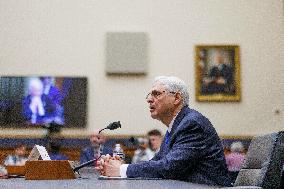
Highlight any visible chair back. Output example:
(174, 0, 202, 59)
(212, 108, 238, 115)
(234, 131, 284, 189)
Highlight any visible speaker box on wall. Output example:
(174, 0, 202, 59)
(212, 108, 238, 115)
(105, 32, 148, 75)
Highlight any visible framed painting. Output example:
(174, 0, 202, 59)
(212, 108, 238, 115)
(195, 45, 241, 102)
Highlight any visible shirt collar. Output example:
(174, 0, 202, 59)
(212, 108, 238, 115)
(167, 110, 181, 133)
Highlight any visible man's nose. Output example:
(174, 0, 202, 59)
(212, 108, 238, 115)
(147, 97, 154, 103)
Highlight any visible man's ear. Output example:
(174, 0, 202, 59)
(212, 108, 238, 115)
(173, 92, 182, 105)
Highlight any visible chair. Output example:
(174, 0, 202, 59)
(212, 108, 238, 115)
(222, 131, 284, 189)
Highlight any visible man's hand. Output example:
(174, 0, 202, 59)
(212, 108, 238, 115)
(95, 154, 111, 175)
(95, 154, 122, 177)
(104, 159, 122, 177)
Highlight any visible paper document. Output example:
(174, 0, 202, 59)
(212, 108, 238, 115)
(28, 145, 51, 161)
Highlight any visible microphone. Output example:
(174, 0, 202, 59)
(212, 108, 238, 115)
(99, 121, 121, 133)
(72, 121, 121, 173)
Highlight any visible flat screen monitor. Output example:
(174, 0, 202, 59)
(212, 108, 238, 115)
(0, 76, 88, 128)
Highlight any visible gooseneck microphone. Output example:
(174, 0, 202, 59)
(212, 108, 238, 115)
(73, 121, 121, 173)
(99, 121, 121, 134)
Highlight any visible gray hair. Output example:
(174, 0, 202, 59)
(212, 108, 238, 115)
(230, 142, 244, 153)
(153, 76, 189, 106)
(28, 78, 43, 94)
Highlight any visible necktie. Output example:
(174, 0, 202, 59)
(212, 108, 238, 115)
(165, 131, 170, 144)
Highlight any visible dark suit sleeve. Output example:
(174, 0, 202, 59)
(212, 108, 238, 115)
(127, 120, 208, 179)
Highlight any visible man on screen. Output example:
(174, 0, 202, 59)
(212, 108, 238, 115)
(97, 76, 231, 187)
(22, 78, 56, 125)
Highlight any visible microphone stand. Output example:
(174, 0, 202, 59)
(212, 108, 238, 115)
(73, 154, 102, 172)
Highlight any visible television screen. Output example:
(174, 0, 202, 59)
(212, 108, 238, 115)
(0, 76, 88, 128)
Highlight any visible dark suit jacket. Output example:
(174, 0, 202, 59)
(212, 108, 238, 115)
(47, 85, 64, 105)
(80, 145, 113, 164)
(22, 94, 56, 124)
(49, 153, 69, 160)
(127, 106, 231, 187)
(207, 64, 234, 94)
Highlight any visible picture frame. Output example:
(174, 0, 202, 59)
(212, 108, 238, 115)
(195, 45, 241, 102)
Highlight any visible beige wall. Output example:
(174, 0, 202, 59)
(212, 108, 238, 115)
(0, 0, 283, 137)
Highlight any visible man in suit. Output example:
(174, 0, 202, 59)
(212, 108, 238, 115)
(98, 76, 231, 187)
(80, 130, 112, 164)
(203, 52, 234, 95)
(22, 78, 56, 124)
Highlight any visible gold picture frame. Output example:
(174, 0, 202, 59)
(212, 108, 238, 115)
(195, 45, 241, 102)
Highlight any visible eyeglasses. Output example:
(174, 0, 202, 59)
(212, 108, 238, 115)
(146, 90, 175, 100)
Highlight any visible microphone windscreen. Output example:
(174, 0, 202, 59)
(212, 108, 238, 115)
(106, 121, 121, 130)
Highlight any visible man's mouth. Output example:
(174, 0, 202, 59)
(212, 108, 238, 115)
(149, 106, 155, 112)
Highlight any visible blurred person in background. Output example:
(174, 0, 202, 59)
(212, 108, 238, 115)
(225, 141, 246, 182)
(4, 144, 28, 166)
(80, 130, 112, 165)
(147, 129, 162, 154)
(48, 141, 68, 160)
(132, 129, 163, 163)
(132, 137, 155, 163)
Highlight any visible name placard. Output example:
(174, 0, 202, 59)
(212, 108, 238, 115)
(28, 145, 51, 161)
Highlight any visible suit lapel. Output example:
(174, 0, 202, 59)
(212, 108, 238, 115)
(168, 106, 191, 146)
(159, 106, 191, 154)
(171, 106, 190, 133)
